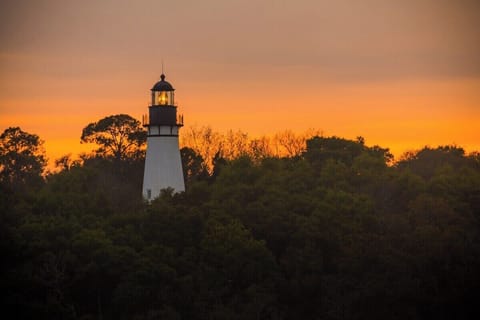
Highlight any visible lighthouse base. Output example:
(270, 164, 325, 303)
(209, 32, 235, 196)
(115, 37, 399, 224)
(142, 136, 185, 200)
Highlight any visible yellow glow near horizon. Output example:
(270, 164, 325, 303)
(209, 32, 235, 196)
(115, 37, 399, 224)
(1, 76, 479, 170)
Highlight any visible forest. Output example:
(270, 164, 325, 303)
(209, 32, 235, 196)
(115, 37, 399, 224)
(1, 114, 480, 319)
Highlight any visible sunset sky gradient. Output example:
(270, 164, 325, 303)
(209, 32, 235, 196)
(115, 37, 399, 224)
(1, 0, 479, 164)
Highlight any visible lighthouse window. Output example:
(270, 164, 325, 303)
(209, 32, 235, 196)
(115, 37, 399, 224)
(147, 189, 152, 199)
(158, 92, 168, 105)
(153, 91, 175, 106)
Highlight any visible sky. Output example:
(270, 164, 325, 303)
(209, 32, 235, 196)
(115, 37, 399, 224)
(1, 0, 479, 164)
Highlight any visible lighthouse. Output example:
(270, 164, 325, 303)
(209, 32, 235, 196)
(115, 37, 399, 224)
(142, 74, 185, 200)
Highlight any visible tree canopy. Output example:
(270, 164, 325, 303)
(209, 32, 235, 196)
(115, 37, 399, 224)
(81, 114, 146, 161)
(0, 126, 46, 192)
(2, 121, 480, 320)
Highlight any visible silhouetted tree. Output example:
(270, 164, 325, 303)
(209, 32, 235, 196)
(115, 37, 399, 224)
(0, 126, 46, 191)
(81, 114, 146, 161)
(180, 147, 208, 185)
(397, 145, 467, 179)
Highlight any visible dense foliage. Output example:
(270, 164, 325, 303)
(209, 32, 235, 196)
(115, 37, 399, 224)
(1, 125, 480, 320)
(81, 114, 146, 161)
(0, 127, 46, 192)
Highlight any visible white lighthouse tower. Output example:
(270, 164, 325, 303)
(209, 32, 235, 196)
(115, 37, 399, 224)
(142, 74, 185, 200)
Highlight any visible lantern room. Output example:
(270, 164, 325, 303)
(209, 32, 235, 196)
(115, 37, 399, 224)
(151, 74, 175, 106)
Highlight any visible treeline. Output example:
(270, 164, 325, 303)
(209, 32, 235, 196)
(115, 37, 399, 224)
(1, 115, 480, 319)
(180, 126, 322, 171)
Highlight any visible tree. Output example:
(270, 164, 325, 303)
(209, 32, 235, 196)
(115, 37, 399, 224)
(180, 147, 208, 185)
(0, 127, 46, 191)
(222, 129, 249, 159)
(180, 125, 223, 172)
(81, 114, 146, 161)
(273, 130, 306, 157)
(397, 145, 468, 179)
(249, 136, 273, 161)
(305, 136, 366, 169)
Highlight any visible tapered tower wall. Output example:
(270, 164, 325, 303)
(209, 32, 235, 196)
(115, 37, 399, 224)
(142, 135, 185, 199)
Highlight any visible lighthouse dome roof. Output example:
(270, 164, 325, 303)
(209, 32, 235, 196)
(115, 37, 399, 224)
(151, 74, 174, 91)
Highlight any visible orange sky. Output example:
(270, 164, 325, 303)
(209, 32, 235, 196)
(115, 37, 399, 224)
(1, 0, 479, 165)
